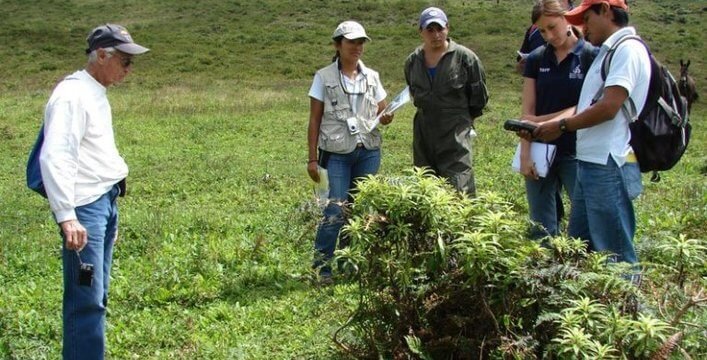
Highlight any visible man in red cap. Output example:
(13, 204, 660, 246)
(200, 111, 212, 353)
(532, 0, 650, 266)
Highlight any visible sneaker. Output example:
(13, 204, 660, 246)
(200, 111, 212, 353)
(319, 274, 334, 286)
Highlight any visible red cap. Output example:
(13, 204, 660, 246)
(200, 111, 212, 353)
(565, 0, 629, 26)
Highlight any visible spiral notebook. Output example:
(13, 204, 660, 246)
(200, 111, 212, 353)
(512, 142, 557, 178)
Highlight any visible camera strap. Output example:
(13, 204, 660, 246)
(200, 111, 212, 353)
(74, 250, 85, 265)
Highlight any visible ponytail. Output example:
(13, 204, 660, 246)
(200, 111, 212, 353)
(331, 36, 344, 63)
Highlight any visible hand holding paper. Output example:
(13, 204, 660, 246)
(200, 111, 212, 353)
(512, 142, 557, 178)
(360, 86, 411, 133)
(380, 86, 410, 117)
(379, 112, 394, 125)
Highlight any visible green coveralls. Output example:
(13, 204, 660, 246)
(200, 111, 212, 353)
(404, 39, 488, 195)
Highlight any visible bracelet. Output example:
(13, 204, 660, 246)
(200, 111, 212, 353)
(308, 159, 318, 164)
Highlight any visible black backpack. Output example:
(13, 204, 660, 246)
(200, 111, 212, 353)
(598, 35, 691, 180)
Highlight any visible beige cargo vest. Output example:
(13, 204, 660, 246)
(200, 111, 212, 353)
(317, 61, 381, 154)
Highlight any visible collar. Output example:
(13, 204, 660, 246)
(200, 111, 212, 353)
(601, 27, 637, 51)
(570, 38, 586, 56)
(71, 69, 107, 93)
(337, 59, 369, 76)
(415, 38, 459, 58)
(544, 38, 586, 58)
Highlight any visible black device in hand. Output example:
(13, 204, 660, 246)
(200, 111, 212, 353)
(504, 119, 537, 133)
(75, 250, 94, 287)
(78, 263, 94, 287)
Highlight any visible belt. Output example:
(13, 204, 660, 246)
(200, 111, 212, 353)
(356, 143, 364, 148)
(626, 152, 637, 163)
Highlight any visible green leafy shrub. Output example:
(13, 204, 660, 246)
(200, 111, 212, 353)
(332, 169, 703, 359)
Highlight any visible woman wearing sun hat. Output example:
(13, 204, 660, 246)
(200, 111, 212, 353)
(306, 20, 393, 282)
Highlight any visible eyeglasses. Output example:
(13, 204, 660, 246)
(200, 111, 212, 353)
(114, 53, 133, 68)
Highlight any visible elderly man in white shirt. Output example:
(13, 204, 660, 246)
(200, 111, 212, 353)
(38, 24, 148, 360)
(532, 0, 650, 266)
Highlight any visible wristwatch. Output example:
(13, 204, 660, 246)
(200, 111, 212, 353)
(559, 118, 568, 133)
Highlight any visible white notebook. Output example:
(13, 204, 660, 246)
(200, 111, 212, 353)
(512, 142, 557, 178)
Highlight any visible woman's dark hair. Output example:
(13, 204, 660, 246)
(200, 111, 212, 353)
(588, 3, 629, 27)
(332, 36, 344, 62)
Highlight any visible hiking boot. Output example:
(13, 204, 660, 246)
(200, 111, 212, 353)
(319, 274, 334, 286)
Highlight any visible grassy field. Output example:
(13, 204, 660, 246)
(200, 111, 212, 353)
(0, 0, 704, 358)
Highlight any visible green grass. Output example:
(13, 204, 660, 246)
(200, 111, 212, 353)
(1, 0, 705, 358)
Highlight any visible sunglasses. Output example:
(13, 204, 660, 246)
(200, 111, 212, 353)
(114, 53, 133, 68)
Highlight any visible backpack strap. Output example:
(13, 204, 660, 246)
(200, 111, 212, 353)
(26, 123, 48, 197)
(593, 34, 643, 122)
(600, 35, 643, 81)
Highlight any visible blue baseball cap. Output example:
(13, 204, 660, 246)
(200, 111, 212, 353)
(86, 24, 149, 55)
(419, 7, 448, 29)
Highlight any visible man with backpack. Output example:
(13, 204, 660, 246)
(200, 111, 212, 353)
(532, 0, 650, 265)
(36, 24, 148, 359)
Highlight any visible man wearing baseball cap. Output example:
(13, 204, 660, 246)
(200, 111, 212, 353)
(532, 0, 650, 266)
(37, 23, 148, 359)
(404, 7, 488, 196)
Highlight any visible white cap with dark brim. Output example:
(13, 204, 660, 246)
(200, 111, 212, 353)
(332, 21, 371, 41)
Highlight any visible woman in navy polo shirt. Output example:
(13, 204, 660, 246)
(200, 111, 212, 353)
(519, 0, 597, 239)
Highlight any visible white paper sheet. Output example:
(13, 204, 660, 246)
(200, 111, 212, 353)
(512, 142, 557, 178)
(361, 86, 411, 133)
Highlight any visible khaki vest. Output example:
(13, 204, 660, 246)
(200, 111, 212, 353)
(317, 61, 381, 154)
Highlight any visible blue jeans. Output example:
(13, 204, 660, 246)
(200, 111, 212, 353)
(314, 147, 380, 276)
(622, 161, 643, 200)
(61, 185, 120, 360)
(525, 155, 577, 239)
(568, 157, 637, 263)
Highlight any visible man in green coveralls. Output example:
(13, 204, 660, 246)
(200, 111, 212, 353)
(405, 7, 489, 196)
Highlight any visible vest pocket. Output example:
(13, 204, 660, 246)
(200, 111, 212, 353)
(365, 130, 382, 149)
(319, 122, 351, 153)
(324, 84, 351, 121)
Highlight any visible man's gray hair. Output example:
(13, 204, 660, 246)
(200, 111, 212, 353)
(87, 47, 116, 64)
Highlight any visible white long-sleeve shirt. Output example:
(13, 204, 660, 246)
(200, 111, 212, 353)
(39, 70, 128, 223)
